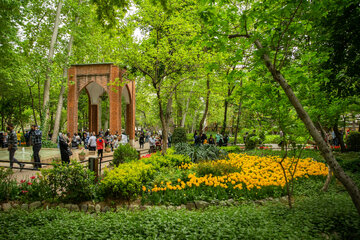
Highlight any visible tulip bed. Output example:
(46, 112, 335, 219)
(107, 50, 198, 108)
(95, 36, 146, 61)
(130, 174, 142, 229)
(141, 153, 329, 205)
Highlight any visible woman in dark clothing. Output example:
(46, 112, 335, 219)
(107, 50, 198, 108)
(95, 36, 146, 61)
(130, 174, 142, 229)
(59, 133, 71, 164)
(139, 133, 145, 149)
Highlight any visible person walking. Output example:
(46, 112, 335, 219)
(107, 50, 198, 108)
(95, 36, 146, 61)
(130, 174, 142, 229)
(7, 123, 24, 170)
(97, 135, 104, 160)
(88, 132, 97, 151)
(30, 124, 42, 170)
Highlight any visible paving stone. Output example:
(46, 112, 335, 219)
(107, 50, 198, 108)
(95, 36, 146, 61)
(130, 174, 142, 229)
(88, 204, 95, 213)
(2, 203, 12, 212)
(64, 204, 72, 211)
(71, 204, 80, 211)
(194, 200, 209, 209)
(12, 203, 19, 209)
(29, 201, 42, 210)
(186, 202, 196, 210)
(95, 204, 101, 213)
(80, 204, 88, 212)
(21, 203, 29, 210)
(102, 206, 111, 212)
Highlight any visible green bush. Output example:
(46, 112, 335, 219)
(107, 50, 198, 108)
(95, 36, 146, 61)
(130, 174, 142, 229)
(42, 140, 58, 148)
(0, 168, 19, 202)
(113, 144, 139, 166)
(41, 161, 95, 203)
(346, 131, 360, 152)
(174, 143, 227, 163)
(263, 135, 281, 144)
(336, 152, 360, 173)
(101, 161, 155, 199)
(140, 151, 191, 170)
(221, 146, 242, 153)
(245, 133, 260, 150)
(172, 127, 187, 144)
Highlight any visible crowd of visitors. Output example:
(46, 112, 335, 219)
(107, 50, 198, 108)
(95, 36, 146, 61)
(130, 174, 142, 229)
(193, 131, 228, 147)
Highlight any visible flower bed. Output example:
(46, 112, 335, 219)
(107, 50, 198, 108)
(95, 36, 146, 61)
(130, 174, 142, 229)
(142, 153, 328, 205)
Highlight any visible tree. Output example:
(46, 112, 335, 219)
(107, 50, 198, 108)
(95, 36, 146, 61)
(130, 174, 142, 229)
(199, 0, 360, 214)
(114, 0, 204, 153)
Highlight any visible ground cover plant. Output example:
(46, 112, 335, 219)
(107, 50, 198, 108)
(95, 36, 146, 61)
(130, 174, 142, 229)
(0, 192, 358, 240)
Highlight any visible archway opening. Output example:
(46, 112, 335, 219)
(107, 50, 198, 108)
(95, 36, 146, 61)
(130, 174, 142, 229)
(77, 82, 109, 135)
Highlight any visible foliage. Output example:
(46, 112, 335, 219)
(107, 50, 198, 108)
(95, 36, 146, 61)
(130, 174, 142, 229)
(100, 161, 155, 199)
(346, 131, 360, 152)
(0, 192, 359, 239)
(174, 143, 227, 163)
(140, 151, 191, 170)
(245, 133, 261, 150)
(41, 140, 58, 149)
(172, 127, 187, 144)
(263, 135, 281, 144)
(336, 152, 360, 173)
(41, 161, 95, 203)
(113, 144, 139, 166)
(221, 145, 242, 153)
(0, 168, 18, 202)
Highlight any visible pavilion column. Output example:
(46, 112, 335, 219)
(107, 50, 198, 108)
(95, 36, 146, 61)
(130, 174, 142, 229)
(67, 67, 78, 136)
(109, 65, 121, 135)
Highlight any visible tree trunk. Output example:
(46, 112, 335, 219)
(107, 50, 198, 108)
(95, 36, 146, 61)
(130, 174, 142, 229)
(181, 81, 195, 128)
(26, 80, 38, 126)
(42, 0, 63, 134)
(222, 99, 229, 135)
(254, 39, 360, 215)
(322, 168, 332, 192)
(51, 0, 80, 143)
(234, 101, 242, 145)
(199, 76, 210, 136)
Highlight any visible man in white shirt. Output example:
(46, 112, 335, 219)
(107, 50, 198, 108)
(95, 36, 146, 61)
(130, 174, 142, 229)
(120, 132, 128, 145)
(88, 132, 97, 151)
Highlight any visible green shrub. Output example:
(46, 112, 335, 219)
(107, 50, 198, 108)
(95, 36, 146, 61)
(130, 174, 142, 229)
(101, 161, 155, 199)
(336, 152, 360, 173)
(0, 168, 19, 202)
(113, 144, 139, 166)
(346, 131, 360, 152)
(172, 127, 187, 144)
(41, 161, 95, 203)
(42, 140, 58, 148)
(245, 133, 260, 150)
(174, 143, 227, 162)
(140, 151, 191, 170)
(221, 145, 242, 153)
(263, 135, 281, 144)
